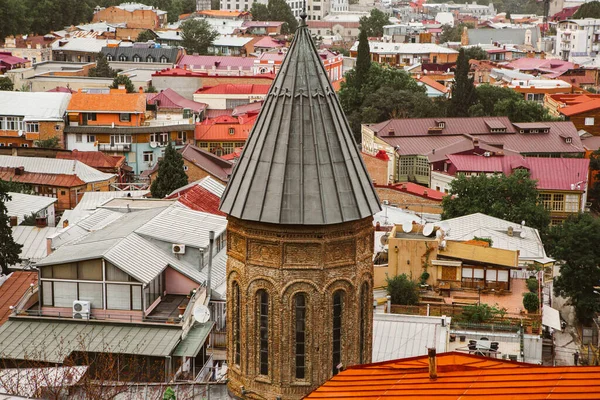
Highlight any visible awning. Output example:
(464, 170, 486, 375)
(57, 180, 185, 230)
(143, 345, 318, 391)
(0, 319, 182, 363)
(542, 306, 562, 331)
(172, 322, 214, 357)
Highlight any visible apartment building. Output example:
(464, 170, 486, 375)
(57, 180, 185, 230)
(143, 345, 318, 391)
(555, 18, 600, 61)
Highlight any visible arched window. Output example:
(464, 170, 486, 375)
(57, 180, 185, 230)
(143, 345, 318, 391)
(133, 54, 141, 62)
(106, 54, 113, 61)
(118, 54, 127, 61)
(233, 281, 241, 366)
(257, 289, 269, 376)
(294, 293, 307, 379)
(359, 282, 369, 364)
(160, 55, 168, 63)
(146, 55, 155, 62)
(332, 290, 344, 376)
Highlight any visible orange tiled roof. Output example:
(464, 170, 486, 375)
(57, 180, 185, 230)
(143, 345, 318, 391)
(0, 167, 85, 187)
(560, 98, 600, 117)
(195, 120, 255, 141)
(306, 352, 600, 399)
(68, 91, 146, 113)
(0, 272, 37, 325)
(418, 75, 449, 94)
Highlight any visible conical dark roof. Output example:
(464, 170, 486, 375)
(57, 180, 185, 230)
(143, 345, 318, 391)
(219, 18, 381, 225)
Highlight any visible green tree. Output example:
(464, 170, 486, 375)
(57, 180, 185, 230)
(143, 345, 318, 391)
(573, 1, 600, 18)
(136, 29, 156, 42)
(339, 63, 443, 140)
(463, 46, 488, 61)
(359, 9, 390, 37)
(150, 143, 188, 198)
(110, 75, 135, 93)
(448, 49, 477, 117)
(588, 150, 600, 211)
(354, 28, 371, 90)
(267, 0, 298, 34)
(461, 303, 504, 323)
(523, 292, 539, 313)
(441, 168, 551, 232)
(493, 99, 555, 122)
(180, 19, 218, 55)
(0, 183, 23, 273)
(250, 2, 270, 20)
(468, 85, 522, 117)
(385, 274, 419, 305)
(439, 22, 473, 44)
(163, 387, 176, 400)
(448, 48, 476, 117)
(145, 84, 158, 93)
(20, 212, 38, 227)
(546, 213, 600, 324)
(526, 277, 538, 293)
(211, 0, 220, 9)
(88, 53, 116, 78)
(0, 77, 14, 91)
(36, 137, 60, 149)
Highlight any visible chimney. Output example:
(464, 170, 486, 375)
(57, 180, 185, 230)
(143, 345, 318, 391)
(507, 226, 514, 237)
(46, 237, 53, 255)
(14, 166, 24, 175)
(63, 219, 69, 228)
(9, 216, 17, 227)
(428, 348, 438, 380)
(118, 84, 125, 90)
(139, 86, 144, 93)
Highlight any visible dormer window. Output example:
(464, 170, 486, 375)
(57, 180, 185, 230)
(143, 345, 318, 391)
(146, 55, 155, 62)
(106, 54, 113, 61)
(565, 137, 572, 144)
(118, 54, 127, 61)
(133, 55, 141, 62)
(437, 121, 445, 129)
(160, 55, 168, 63)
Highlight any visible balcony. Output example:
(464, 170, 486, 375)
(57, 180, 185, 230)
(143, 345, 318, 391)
(98, 143, 131, 152)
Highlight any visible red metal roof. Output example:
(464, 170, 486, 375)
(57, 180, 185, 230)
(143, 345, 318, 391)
(195, 119, 255, 142)
(180, 144, 233, 182)
(0, 52, 28, 66)
(57, 150, 124, 169)
(177, 55, 255, 70)
(306, 352, 600, 399)
(147, 88, 207, 113)
(0, 272, 37, 325)
(370, 117, 516, 137)
(378, 182, 445, 201)
(0, 167, 85, 187)
(254, 36, 283, 49)
(417, 76, 448, 94)
(168, 185, 225, 215)
(447, 155, 590, 191)
(195, 84, 271, 95)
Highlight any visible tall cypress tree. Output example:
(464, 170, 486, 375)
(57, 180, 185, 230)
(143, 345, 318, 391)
(354, 28, 371, 90)
(0, 182, 22, 273)
(150, 143, 189, 198)
(448, 48, 476, 117)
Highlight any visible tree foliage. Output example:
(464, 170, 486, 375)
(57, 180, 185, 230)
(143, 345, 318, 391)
(354, 28, 371, 90)
(265, 0, 298, 34)
(136, 29, 156, 42)
(36, 137, 61, 149)
(461, 303, 504, 323)
(0, 183, 23, 273)
(339, 63, 444, 140)
(0, 77, 14, 91)
(441, 168, 551, 232)
(523, 292, 539, 313)
(463, 46, 488, 61)
(448, 48, 476, 117)
(439, 22, 473, 43)
(180, 19, 218, 55)
(526, 277, 539, 293)
(546, 213, 600, 324)
(385, 273, 419, 305)
(110, 75, 135, 93)
(150, 143, 188, 198)
(359, 9, 390, 37)
(250, 3, 270, 20)
(88, 53, 116, 78)
(573, 1, 600, 18)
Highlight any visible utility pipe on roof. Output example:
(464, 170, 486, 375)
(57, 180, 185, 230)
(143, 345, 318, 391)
(207, 230, 214, 302)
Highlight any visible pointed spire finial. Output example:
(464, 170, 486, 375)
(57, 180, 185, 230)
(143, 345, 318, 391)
(300, 0, 307, 26)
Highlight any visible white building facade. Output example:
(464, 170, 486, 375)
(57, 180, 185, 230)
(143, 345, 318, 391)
(555, 19, 600, 61)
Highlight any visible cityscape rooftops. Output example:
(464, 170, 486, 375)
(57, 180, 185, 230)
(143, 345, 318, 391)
(147, 88, 207, 113)
(350, 41, 459, 54)
(0, 156, 115, 184)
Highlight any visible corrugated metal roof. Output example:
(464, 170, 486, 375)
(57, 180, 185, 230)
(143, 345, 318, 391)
(220, 21, 381, 225)
(0, 92, 71, 122)
(172, 321, 214, 357)
(441, 213, 548, 261)
(5, 193, 57, 224)
(177, 55, 255, 70)
(179, 144, 232, 182)
(372, 314, 449, 362)
(68, 91, 146, 113)
(11, 226, 58, 263)
(0, 168, 85, 188)
(0, 320, 182, 362)
(64, 125, 196, 134)
(0, 156, 115, 184)
(101, 46, 180, 63)
(74, 191, 150, 212)
(147, 88, 207, 113)
(0, 272, 38, 324)
(370, 117, 516, 137)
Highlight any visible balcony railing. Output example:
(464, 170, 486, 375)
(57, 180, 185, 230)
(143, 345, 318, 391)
(98, 143, 131, 152)
(195, 354, 214, 382)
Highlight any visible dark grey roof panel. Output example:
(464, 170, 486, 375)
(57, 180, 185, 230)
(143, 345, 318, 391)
(467, 27, 540, 46)
(219, 18, 381, 225)
(101, 46, 180, 62)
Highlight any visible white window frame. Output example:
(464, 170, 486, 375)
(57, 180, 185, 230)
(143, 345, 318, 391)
(585, 117, 595, 126)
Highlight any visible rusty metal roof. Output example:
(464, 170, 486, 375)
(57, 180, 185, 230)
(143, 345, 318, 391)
(219, 17, 381, 225)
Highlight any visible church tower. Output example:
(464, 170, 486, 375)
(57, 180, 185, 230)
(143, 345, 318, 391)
(220, 12, 381, 400)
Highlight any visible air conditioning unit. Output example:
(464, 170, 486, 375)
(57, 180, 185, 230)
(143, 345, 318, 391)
(172, 244, 186, 254)
(73, 300, 90, 319)
(150, 142, 158, 148)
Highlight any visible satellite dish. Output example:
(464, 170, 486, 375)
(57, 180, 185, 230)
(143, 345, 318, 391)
(436, 229, 443, 239)
(380, 233, 390, 246)
(423, 223, 434, 237)
(440, 240, 447, 249)
(402, 221, 413, 233)
(193, 305, 211, 324)
(437, 222, 450, 232)
(520, 230, 527, 239)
